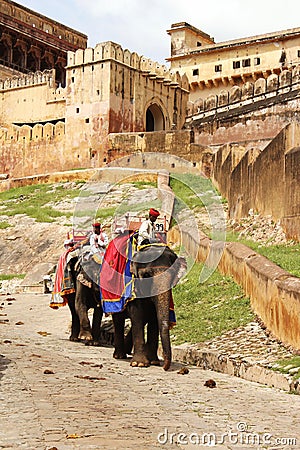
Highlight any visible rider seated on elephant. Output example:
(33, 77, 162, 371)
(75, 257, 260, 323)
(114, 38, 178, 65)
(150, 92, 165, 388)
(137, 208, 161, 246)
(88, 222, 109, 260)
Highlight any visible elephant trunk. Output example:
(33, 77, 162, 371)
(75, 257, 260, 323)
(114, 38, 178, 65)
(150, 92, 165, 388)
(157, 290, 172, 371)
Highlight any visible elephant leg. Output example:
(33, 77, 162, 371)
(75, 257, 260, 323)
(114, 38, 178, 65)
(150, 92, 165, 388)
(90, 304, 103, 346)
(67, 292, 80, 341)
(75, 281, 93, 341)
(112, 312, 127, 359)
(124, 327, 133, 355)
(145, 301, 160, 365)
(127, 300, 150, 368)
(156, 291, 172, 371)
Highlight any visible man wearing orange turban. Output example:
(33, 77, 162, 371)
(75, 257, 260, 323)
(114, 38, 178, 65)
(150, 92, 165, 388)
(137, 208, 160, 246)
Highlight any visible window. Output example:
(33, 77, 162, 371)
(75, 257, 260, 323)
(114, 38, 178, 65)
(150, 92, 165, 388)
(76, 107, 80, 113)
(197, 42, 202, 47)
(298, 50, 300, 58)
(254, 57, 261, 66)
(233, 61, 240, 69)
(242, 58, 251, 67)
(85, 118, 89, 123)
(192, 68, 199, 76)
(215, 64, 222, 72)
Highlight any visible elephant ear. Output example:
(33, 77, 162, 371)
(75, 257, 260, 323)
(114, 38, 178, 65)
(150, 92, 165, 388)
(172, 256, 187, 286)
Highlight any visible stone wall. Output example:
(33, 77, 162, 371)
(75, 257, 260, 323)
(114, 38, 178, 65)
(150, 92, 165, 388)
(187, 66, 300, 117)
(213, 123, 300, 240)
(170, 227, 300, 351)
(187, 66, 300, 148)
(0, 41, 189, 179)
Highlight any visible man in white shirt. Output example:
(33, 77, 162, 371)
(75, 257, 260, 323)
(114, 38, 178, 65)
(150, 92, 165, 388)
(137, 208, 160, 246)
(89, 222, 109, 255)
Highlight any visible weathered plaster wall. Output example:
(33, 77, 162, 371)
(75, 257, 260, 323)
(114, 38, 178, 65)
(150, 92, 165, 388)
(187, 67, 300, 148)
(0, 70, 65, 124)
(212, 123, 300, 240)
(0, 42, 189, 178)
(169, 227, 300, 351)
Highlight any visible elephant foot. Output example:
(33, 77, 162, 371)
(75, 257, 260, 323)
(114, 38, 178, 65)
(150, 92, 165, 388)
(69, 335, 80, 342)
(130, 355, 150, 368)
(163, 360, 171, 371)
(84, 340, 101, 347)
(150, 359, 161, 366)
(113, 350, 128, 359)
(79, 331, 93, 341)
(147, 352, 160, 365)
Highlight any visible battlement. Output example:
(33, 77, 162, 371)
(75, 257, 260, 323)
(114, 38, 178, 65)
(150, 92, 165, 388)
(186, 65, 300, 122)
(67, 42, 189, 89)
(0, 69, 56, 91)
(0, 121, 65, 143)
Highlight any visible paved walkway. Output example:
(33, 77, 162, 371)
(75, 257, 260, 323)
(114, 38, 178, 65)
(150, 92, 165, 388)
(1, 293, 300, 449)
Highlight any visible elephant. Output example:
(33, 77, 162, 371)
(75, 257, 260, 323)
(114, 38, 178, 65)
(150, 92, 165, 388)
(73, 237, 186, 370)
(128, 244, 185, 371)
(71, 253, 133, 351)
(58, 251, 105, 345)
(73, 256, 104, 345)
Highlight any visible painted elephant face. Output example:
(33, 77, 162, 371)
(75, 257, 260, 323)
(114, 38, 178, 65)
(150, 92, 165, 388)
(131, 245, 186, 297)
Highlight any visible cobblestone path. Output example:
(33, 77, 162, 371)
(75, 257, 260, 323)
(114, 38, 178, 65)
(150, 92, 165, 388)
(0, 293, 299, 449)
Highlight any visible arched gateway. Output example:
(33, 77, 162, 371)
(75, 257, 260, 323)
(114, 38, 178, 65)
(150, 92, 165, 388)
(146, 104, 165, 131)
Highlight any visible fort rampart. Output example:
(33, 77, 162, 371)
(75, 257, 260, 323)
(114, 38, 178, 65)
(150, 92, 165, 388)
(212, 122, 300, 241)
(169, 226, 300, 353)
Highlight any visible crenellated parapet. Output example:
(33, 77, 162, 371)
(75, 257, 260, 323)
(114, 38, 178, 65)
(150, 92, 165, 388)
(0, 121, 65, 143)
(186, 65, 300, 120)
(67, 41, 189, 90)
(0, 69, 56, 91)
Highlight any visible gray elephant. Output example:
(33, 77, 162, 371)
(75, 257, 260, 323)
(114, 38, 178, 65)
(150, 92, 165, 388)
(74, 235, 185, 370)
(128, 244, 185, 370)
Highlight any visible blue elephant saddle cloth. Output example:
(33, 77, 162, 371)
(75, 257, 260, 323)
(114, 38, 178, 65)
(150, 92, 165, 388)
(99, 233, 176, 327)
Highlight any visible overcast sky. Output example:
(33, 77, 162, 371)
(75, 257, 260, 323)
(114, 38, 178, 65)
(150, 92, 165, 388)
(19, 0, 300, 65)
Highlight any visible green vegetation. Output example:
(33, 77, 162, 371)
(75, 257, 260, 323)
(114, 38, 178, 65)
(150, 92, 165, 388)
(172, 261, 254, 344)
(0, 274, 25, 281)
(272, 356, 300, 380)
(129, 181, 157, 189)
(0, 183, 82, 223)
(170, 173, 220, 211)
(226, 231, 300, 278)
(0, 221, 11, 229)
(1, 178, 298, 346)
(95, 206, 117, 220)
(170, 173, 300, 277)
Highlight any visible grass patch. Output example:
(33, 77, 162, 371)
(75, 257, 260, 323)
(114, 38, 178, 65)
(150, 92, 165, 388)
(172, 262, 254, 344)
(170, 173, 224, 211)
(0, 221, 11, 229)
(94, 207, 117, 220)
(226, 231, 300, 278)
(129, 181, 156, 189)
(0, 274, 25, 280)
(272, 356, 300, 380)
(0, 183, 82, 223)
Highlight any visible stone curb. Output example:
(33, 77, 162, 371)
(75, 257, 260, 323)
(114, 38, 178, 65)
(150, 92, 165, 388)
(171, 343, 300, 394)
(98, 319, 299, 394)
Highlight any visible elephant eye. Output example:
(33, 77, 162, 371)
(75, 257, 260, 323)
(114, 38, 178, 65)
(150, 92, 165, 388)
(141, 273, 151, 278)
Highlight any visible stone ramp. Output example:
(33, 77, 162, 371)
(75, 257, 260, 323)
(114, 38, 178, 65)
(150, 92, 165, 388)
(17, 262, 55, 293)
